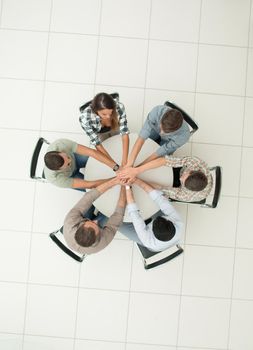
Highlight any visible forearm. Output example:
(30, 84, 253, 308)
(127, 137, 145, 166)
(125, 187, 135, 204)
(91, 149, 116, 169)
(134, 156, 166, 175)
(96, 144, 115, 163)
(121, 134, 129, 166)
(72, 178, 109, 189)
(134, 178, 154, 193)
(137, 152, 159, 167)
(96, 177, 117, 194)
(117, 186, 127, 208)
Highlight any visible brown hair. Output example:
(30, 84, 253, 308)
(75, 225, 96, 247)
(44, 151, 64, 170)
(185, 171, 208, 191)
(91, 92, 119, 130)
(161, 109, 183, 133)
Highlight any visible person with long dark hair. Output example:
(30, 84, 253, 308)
(79, 93, 129, 171)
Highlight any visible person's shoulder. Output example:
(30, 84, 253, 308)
(80, 105, 93, 119)
(149, 105, 169, 118)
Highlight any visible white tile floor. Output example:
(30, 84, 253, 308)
(0, 0, 252, 349)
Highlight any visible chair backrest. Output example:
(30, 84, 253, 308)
(169, 165, 222, 208)
(136, 243, 183, 270)
(79, 92, 119, 113)
(30, 137, 50, 181)
(201, 166, 222, 208)
(164, 100, 198, 135)
(49, 227, 86, 262)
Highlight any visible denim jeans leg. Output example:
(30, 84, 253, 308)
(74, 153, 89, 169)
(71, 153, 89, 192)
(119, 222, 143, 244)
(95, 212, 108, 228)
(82, 205, 96, 220)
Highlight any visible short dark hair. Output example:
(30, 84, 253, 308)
(185, 171, 208, 191)
(75, 225, 96, 247)
(44, 151, 64, 170)
(152, 216, 175, 242)
(161, 109, 183, 133)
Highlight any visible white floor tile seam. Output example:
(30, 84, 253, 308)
(20, 2, 54, 344)
(139, 0, 153, 126)
(123, 242, 136, 346)
(1, 76, 253, 100)
(92, 0, 104, 95)
(72, 263, 82, 350)
(1, 26, 253, 50)
(3, 280, 252, 302)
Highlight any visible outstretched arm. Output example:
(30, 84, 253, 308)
(126, 137, 145, 167)
(95, 143, 116, 164)
(71, 177, 111, 190)
(77, 144, 117, 170)
(96, 176, 120, 194)
(133, 178, 154, 193)
(118, 156, 166, 182)
(121, 134, 129, 166)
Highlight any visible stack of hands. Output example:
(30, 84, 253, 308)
(115, 165, 139, 185)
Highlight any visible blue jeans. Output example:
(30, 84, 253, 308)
(83, 205, 108, 229)
(119, 210, 163, 245)
(71, 153, 89, 192)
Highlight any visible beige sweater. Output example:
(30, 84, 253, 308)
(63, 189, 125, 254)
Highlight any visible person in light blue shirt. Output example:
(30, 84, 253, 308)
(120, 178, 183, 252)
(124, 105, 190, 169)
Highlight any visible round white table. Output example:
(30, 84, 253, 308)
(85, 133, 173, 222)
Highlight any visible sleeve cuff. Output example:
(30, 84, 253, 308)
(149, 189, 163, 201)
(127, 203, 139, 213)
(138, 130, 149, 140)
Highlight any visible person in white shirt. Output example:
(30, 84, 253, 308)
(120, 178, 183, 252)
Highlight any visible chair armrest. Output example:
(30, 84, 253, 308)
(30, 137, 49, 179)
(201, 166, 222, 208)
(49, 230, 85, 262)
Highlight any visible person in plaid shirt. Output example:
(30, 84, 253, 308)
(79, 93, 130, 171)
(117, 156, 213, 203)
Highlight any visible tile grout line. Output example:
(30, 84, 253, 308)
(0, 330, 234, 350)
(123, 242, 135, 350)
(0, 0, 3, 26)
(71, 1, 104, 349)
(3, 278, 253, 302)
(92, 0, 103, 95)
(176, 1, 204, 348)
(139, 0, 153, 125)
(1, 75, 253, 100)
(20, 1, 54, 349)
(0, 25, 252, 50)
(226, 0, 253, 348)
(123, 2, 153, 349)
(72, 263, 82, 350)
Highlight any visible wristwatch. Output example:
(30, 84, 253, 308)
(113, 163, 120, 172)
(125, 185, 132, 190)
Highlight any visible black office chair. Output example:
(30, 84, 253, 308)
(49, 227, 86, 263)
(30, 137, 50, 181)
(170, 166, 222, 208)
(136, 243, 184, 270)
(79, 92, 119, 113)
(164, 100, 198, 135)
